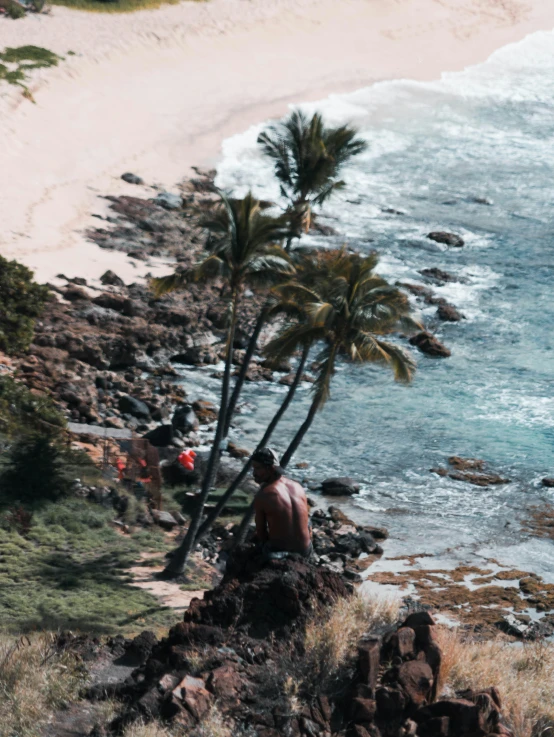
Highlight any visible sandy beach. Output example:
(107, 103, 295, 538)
(1, 0, 554, 284)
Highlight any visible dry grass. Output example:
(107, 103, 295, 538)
(300, 593, 399, 692)
(0, 633, 85, 737)
(436, 627, 554, 737)
(123, 722, 175, 737)
(121, 706, 235, 737)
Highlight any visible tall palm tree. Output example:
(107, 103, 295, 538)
(232, 248, 420, 545)
(258, 110, 367, 249)
(153, 191, 293, 578)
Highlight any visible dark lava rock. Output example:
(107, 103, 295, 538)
(154, 192, 183, 210)
(321, 477, 361, 496)
(121, 172, 144, 185)
(185, 547, 351, 640)
(63, 286, 90, 302)
(542, 478, 554, 488)
(118, 395, 151, 420)
(419, 267, 458, 283)
(427, 231, 465, 247)
(126, 630, 158, 663)
(172, 405, 199, 433)
(409, 331, 451, 357)
(100, 270, 125, 287)
(436, 303, 464, 322)
(143, 424, 174, 447)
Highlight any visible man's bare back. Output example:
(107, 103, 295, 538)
(253, 475, 312, 555)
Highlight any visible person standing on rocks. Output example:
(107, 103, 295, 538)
(251, 448, 312, 559)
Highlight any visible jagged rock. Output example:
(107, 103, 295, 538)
(358, 639, 380, 694)
(121, 172, 144, 185)
(172, 405, 199, 434)
(143, 424, 174, 447)
(419, 268, 458, 283)
(427, 232, 464, 248)
(118, 395, 151, 420)
(321, 477, 361, 496)
(397, 661, 434, 707)
(126, 631, 158, 663)
(172, 675, 212, 719)
(151, 510, 178, 530)
(155, 192, 183, 210)
(63, 286, 90, 302)
(409, 331, 451, 358)
(436, 304, 463, 322)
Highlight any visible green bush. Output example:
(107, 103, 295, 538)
(0, 376, 65, 439)
(0, 435, 73, 506)
(5, 1, 26, 18)
(0, 256, 50, 354)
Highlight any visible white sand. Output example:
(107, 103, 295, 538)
(1, 0, 554, 284)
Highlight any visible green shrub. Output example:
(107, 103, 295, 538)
(0, 376, 65, 439)
(0, 435, 72, 506)
(0, 257, 50, 354)
(5, 1, 26, 18)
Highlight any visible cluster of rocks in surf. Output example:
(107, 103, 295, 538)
(89, 553, 514, 737)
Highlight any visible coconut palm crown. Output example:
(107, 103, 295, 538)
(257, 110, 367, 239)
(264, 248, 420, 467)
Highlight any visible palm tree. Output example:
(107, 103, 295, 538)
(258, 110, 367, 249)
(153, 191, 293, 578)
(195, 342, 311, 542)
(232, 248, 420, 545)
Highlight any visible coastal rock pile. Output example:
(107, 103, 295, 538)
(93, 561, 514, 737)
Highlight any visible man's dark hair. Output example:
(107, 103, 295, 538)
(251, 447, 284, 476)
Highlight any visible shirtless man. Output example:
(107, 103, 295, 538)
(251, 448, 312, 558)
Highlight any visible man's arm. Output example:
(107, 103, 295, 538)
(254, 491, 268, 542)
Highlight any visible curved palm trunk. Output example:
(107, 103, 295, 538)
(223, 308, 267, 438)
(279, 394, 320, 469)
(195, 344, 310, 542)
(163, 288, 240, 578)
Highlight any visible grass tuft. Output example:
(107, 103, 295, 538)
(436, 627, 554, 737)
(0, 633, 86, 737)
(300, 592, 399, 693)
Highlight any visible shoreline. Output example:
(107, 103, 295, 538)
(1, 0, 554, 283)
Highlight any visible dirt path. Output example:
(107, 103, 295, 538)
(127, 552, 210, 615)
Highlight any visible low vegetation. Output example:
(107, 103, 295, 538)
(437, 627, 554, 737)
(0, 494, 176, 634)
(0, 255, 50, 353)
(0, 633, 86, 737)
(50, 0, 185, 13)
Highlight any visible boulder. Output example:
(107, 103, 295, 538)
(409, 331, 451, 358)
(172, 675, 212, 720)
(121, 172, 144, 185)
(118, 395, 151, 420)
(143, 424, 174, 447)
(419, 268, 458, 283)
(321, 477, 361, 496)
(427, 232, 464, 248)
(542, 478, 554, 488)
(172, 405, 199, 434)
(397, 660, 434, 707)
(151, 510, 178, 530)
(155, 192, 183, 210)
(436, 304, 463, 322)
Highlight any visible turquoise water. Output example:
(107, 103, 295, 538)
(211, 30, 554, 576)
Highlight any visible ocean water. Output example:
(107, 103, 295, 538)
(208, 30, 554, 578)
